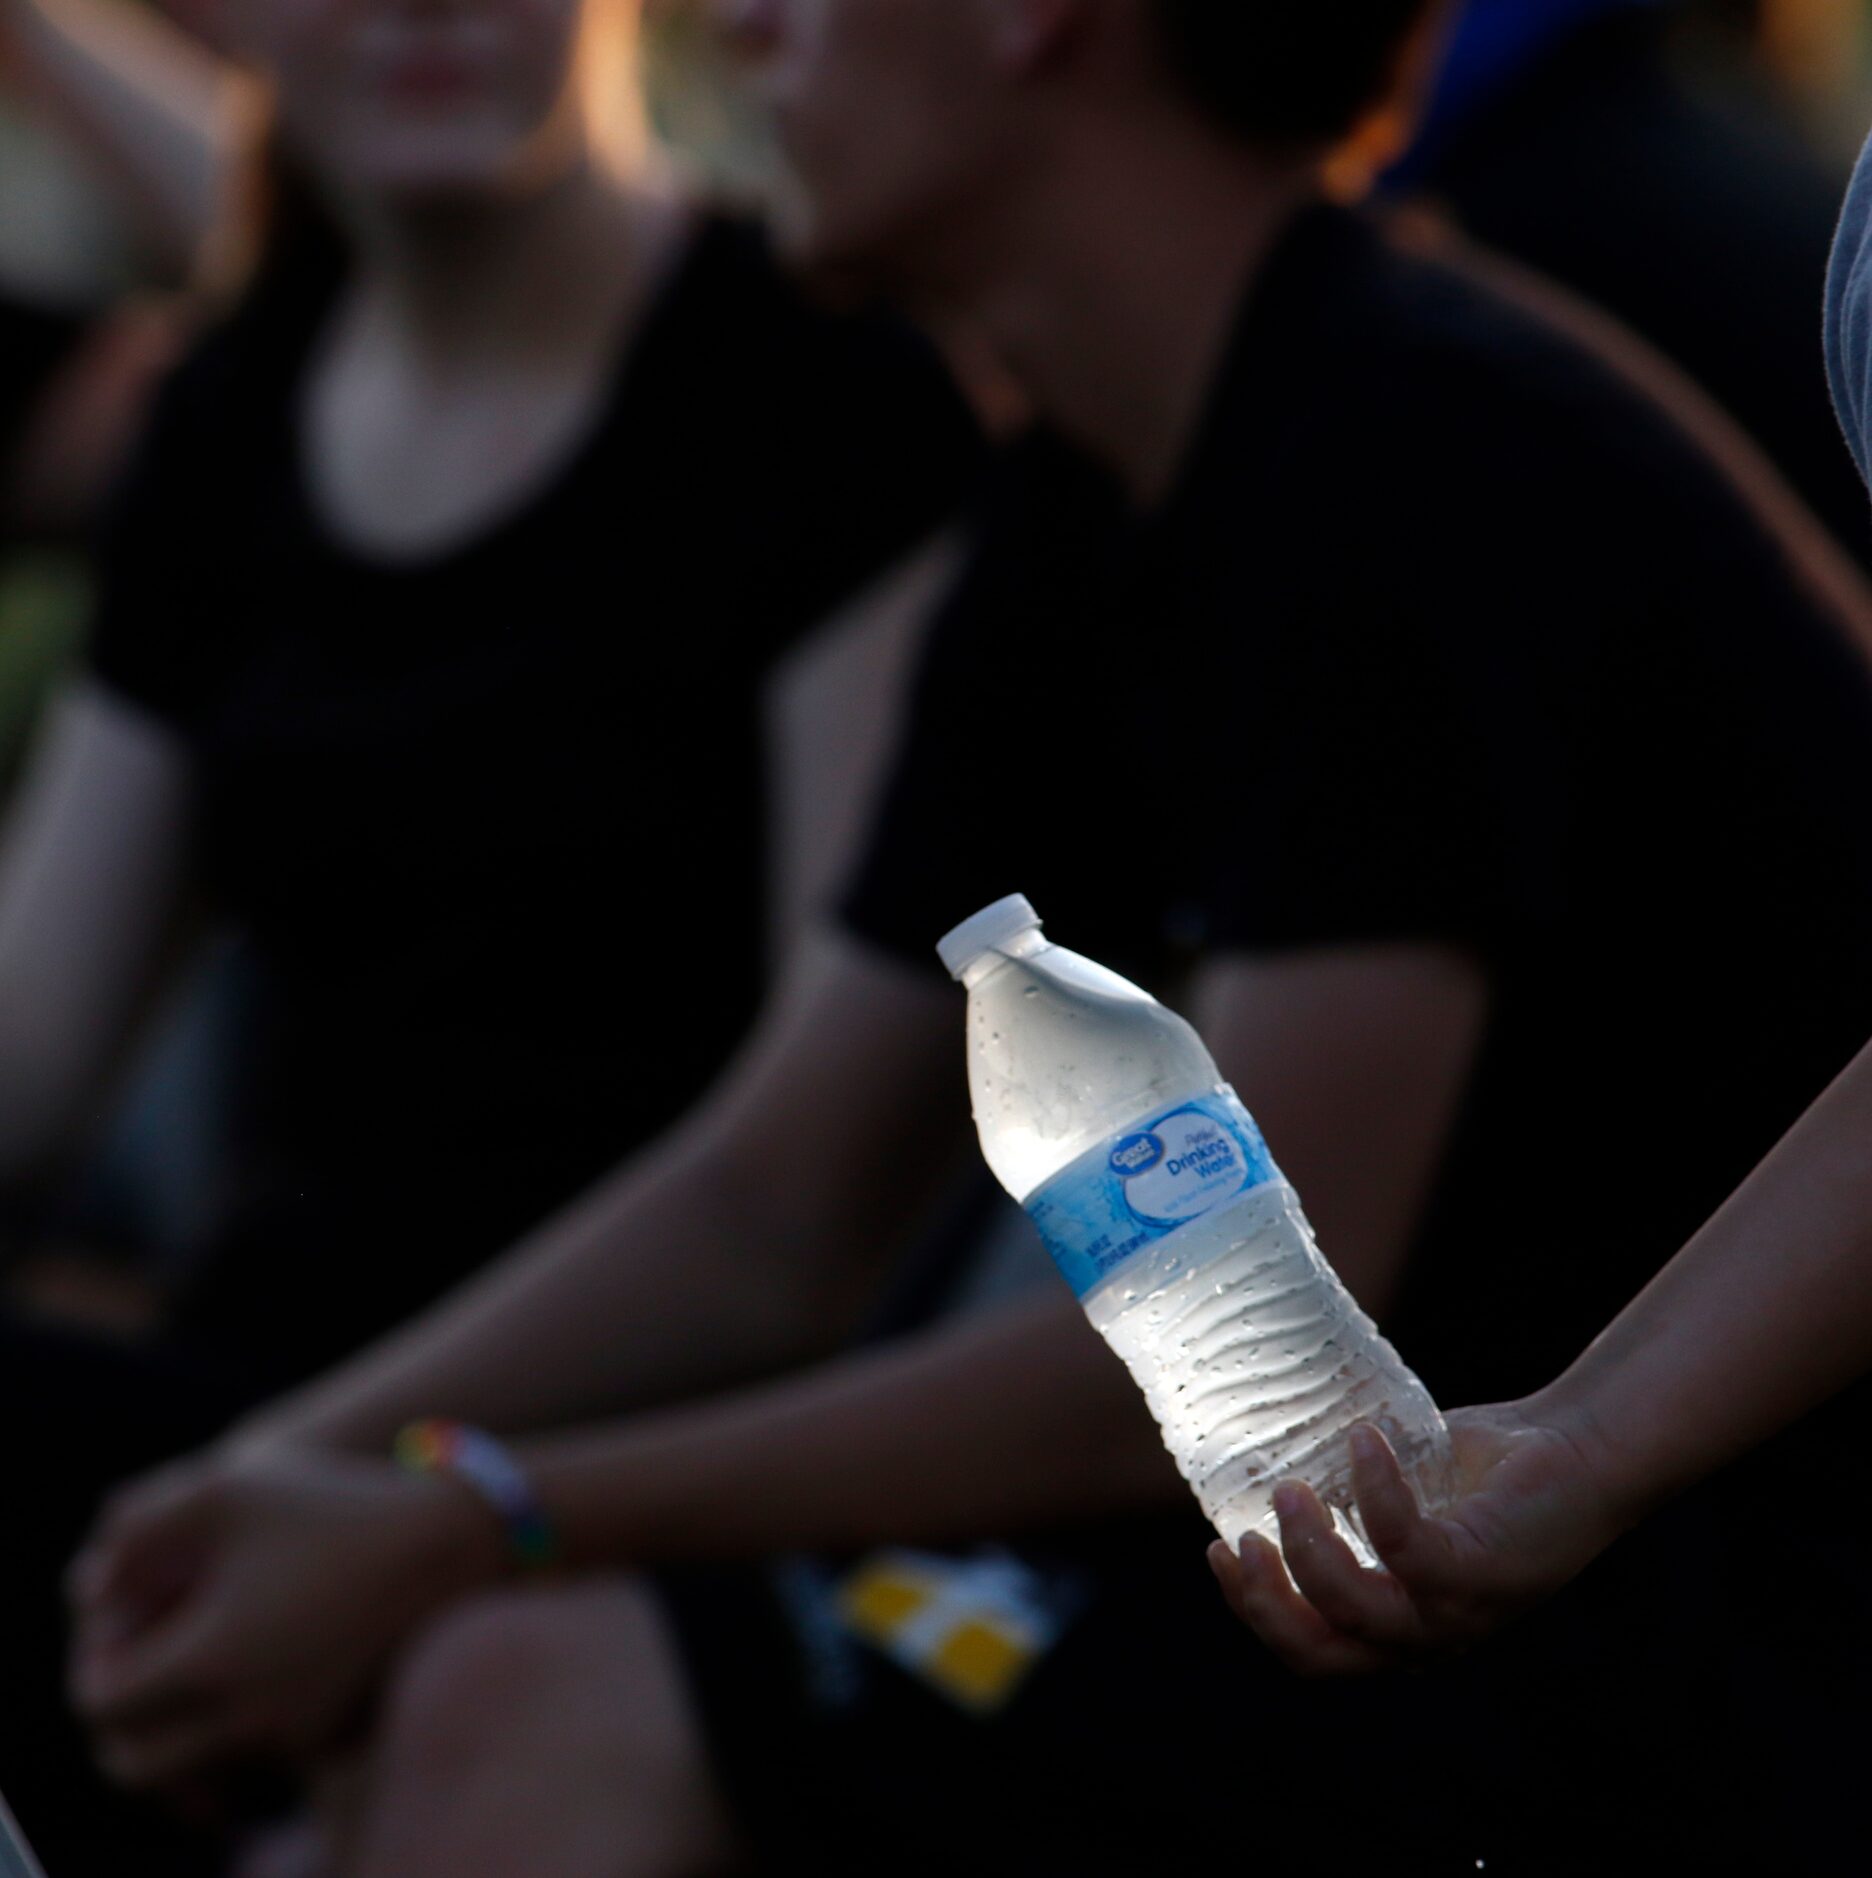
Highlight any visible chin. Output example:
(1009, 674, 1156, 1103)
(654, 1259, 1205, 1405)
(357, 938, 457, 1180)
(762, 176, 915, 305)
(343, 125, 534, 202)
(761, 187, 834, 273)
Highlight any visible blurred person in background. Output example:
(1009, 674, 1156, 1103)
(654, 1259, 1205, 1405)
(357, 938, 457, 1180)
(0, 0, 235, 1225)
(54, 1, 1872, 1874)
(1387, 0, 1872, 559)
(0, 0, 979, 1864)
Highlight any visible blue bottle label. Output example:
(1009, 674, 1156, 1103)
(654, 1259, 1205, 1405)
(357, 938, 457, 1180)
(1022, 1086, 1281, 1299)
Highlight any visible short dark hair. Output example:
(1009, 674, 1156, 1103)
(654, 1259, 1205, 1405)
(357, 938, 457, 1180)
(1151, 0, 1436, 150)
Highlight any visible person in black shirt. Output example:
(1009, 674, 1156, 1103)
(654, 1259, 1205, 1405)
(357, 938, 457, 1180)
(2, 13, 976, 1384)
(61, 2, 1872, 1873)
(1214, 46, 1872, 1687)
(70, 201, 972, 1384)
(0, 0, 975, 1867)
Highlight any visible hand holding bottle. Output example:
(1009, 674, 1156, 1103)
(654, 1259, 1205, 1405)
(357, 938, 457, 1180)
(1213, 1031, 1872, 1671)
(1207, 1403, 1631, 1674)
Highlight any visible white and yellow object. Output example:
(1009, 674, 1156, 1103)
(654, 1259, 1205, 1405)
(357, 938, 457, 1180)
(836, 1550, 1074, 1716)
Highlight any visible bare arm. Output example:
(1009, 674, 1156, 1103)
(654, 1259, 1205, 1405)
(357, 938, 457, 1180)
(1538, 1036, 1872, 1505)
(525, 1286, 1177, 1562)
(1, 0, 250, 284)
(1215, 1034, 1872, 1675)
(372, 940, 1491, 1562)
(72, 937, 1497, 1783)
(0, 680, 192, 1189)
(239, 930, 979, 1454)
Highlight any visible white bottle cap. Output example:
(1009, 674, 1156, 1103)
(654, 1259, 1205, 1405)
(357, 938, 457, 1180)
(936, 894, 1042, 979)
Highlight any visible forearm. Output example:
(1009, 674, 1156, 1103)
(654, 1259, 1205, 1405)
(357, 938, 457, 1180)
(0, 687, 191, 1194)
(1537, 1038, 1872, 1517)
(239, 935, 970, 1460)
(521, 1287, 1183, 1566)
(237, 1138, 865, 1456)
(0, 912, 137, 1188)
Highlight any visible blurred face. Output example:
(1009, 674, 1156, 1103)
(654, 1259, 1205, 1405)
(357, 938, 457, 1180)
(723, 0, 1015, 287)
(237, 0, 600, 202)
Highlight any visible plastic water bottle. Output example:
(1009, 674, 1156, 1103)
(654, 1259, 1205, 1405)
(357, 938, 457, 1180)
(938, 894, 1451, 1558)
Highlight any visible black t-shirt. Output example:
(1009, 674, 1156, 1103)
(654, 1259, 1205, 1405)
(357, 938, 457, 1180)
(843, 200, 1872, 1412)
(840, 207, 1872, 1864)
(89, 215, 980, 1378)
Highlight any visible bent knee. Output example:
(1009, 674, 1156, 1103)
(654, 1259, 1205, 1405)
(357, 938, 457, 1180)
(381, 1579, 672, 1772)
(353, 1581, 742, 1877)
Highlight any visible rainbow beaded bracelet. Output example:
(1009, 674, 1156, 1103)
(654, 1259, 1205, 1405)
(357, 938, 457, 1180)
(395, 1419, 560, 1573)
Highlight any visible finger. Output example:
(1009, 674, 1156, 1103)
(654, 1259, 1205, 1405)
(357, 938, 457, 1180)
(1208, 1538, 1246, 1601)
(68, 1592, 144, 1662)
(68, 1529, 133, 1620)
(1272, 1482, 1423, 1648)
(71, 1474, 213, 1619)
(96, 1706, 259, 1794)
(1208, 1534, 1280, 1622)
(73, 1613, 223, 1731)
(84, 1471, 187, 1562)
(68, 1557, 170, 1661)
(1346, 1426, 1474, 1601)
(1348, 1424, 1425, 1566)
(1215, 1533, 1318, 1648)
(1216, 1530, 1386, 1678)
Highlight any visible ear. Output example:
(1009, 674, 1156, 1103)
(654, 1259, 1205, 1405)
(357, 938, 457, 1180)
(975, 0, 1085, 78)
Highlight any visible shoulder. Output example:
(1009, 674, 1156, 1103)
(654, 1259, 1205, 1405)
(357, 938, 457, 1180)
(1305, 210, 1674, 475)
(1172, 204, 1872, 772)
(1314, 205, 1800, 528)
(119, 237, 341, 508)
(1217, 204, 1852, 631)
(88, 246, 340, 720)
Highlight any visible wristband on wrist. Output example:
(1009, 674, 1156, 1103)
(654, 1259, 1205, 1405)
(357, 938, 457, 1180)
(395, 1419, 560, 1573)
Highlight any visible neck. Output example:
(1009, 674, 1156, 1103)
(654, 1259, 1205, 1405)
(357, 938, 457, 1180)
(334, 150, 680, 374)
(942, 123, 1320, 505)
